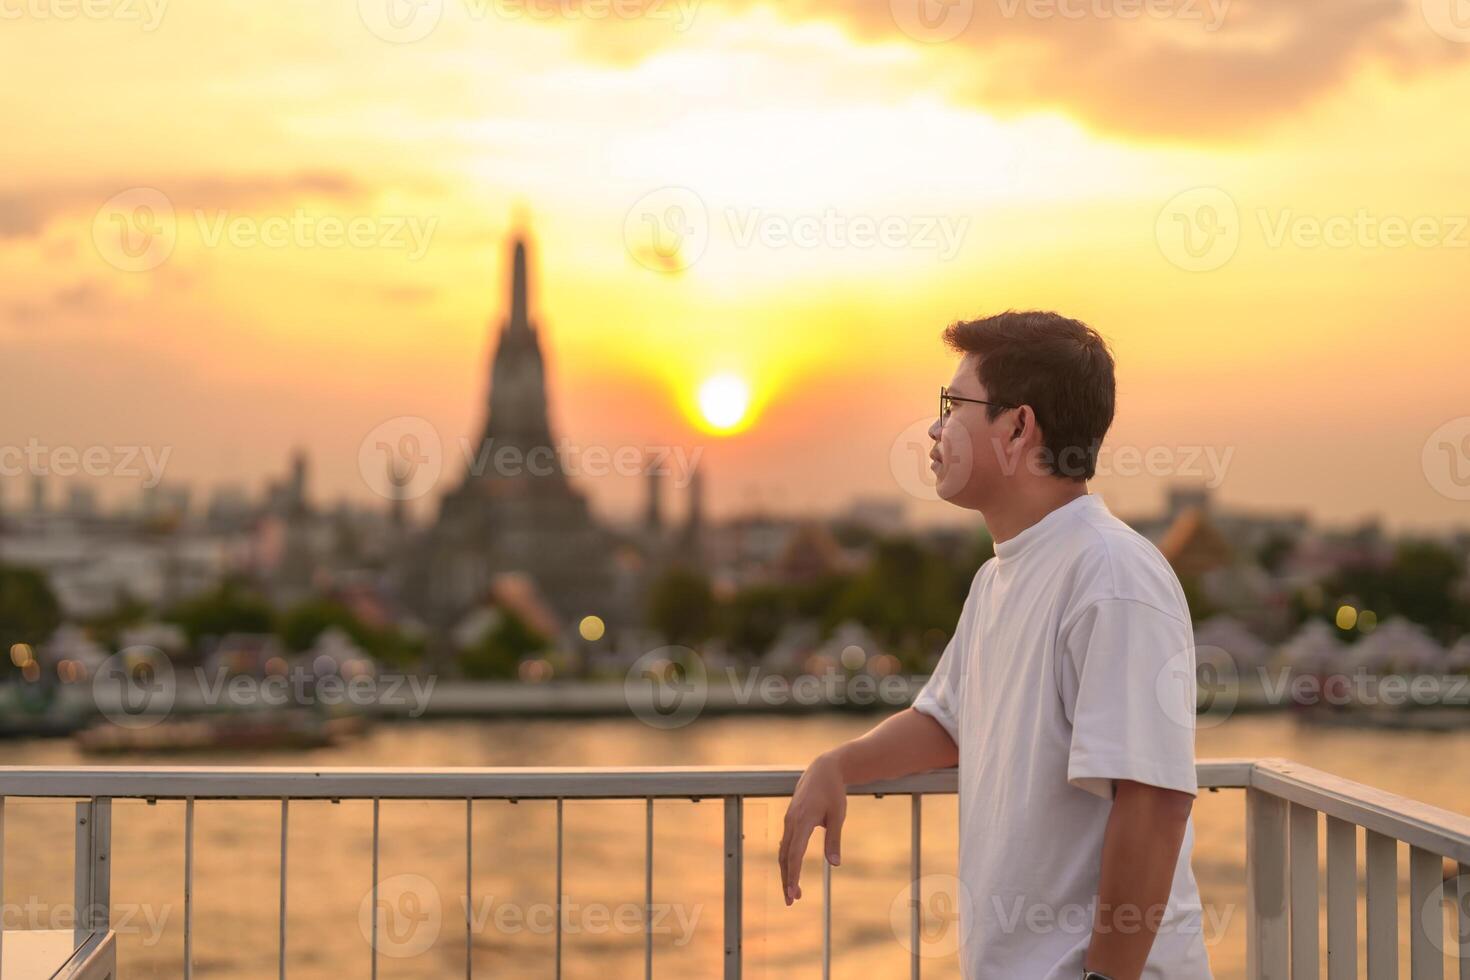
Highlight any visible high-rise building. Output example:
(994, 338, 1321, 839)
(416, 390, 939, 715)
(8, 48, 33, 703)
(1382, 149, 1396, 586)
(409, 234, 618, 643)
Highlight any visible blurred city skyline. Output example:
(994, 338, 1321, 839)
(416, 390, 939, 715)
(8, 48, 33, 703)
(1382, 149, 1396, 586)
(4, 0, 1470, 530)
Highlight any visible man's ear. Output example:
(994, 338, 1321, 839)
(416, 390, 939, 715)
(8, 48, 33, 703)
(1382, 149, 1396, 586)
(1011, 405, 1031, 443)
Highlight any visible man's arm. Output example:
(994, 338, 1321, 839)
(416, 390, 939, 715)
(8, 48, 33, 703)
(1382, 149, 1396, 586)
(1083, 780, 1195, 980)
(778, 707, 957, 905)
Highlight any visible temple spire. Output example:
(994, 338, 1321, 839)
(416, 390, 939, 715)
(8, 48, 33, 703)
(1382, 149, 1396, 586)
(509, 238, 531, 337)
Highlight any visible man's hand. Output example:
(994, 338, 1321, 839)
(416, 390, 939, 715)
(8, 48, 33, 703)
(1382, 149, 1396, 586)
(777, 708, 959, 907)
(779, 751, 846, 905)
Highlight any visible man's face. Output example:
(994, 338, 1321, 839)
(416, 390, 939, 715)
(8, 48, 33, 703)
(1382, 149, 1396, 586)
(928, 354, 1013, 510)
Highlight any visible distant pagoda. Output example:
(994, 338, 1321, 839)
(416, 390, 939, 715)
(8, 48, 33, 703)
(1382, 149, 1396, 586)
(412, 234, 617, 642)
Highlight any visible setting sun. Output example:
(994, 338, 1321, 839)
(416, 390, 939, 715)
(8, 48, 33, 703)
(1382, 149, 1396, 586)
(696, 373, 752, 434)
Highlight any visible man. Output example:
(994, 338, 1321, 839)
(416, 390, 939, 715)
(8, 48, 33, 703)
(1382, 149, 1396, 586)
(779, 311, 1210, 979)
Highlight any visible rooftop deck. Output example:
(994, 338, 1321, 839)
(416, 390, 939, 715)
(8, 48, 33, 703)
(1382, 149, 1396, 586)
(1, 759, 1467, 978)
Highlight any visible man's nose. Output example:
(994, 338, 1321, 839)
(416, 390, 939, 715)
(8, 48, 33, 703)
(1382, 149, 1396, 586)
(928, 417, 944, 442)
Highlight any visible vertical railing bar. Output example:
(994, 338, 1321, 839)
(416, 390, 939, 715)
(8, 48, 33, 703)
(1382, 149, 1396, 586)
(1290, 803, 1321, 980)
(1409, 847, 1443, 980)
(910, 794, 921, 980)
(279, 798, 288, 980)
(821, 857, 832, 980)
(1, 796, 6, 972)
(1246, 789, 1289, 980)
(466, 797, 473, 980)
(645, 797, 653, 980)
(184, 797, 195, 980)
(723, 796, 743, 980)
(1325, 816, 1357, 980)
(371, 798, 380, 980)
(93, 798, 111, 936)
(74, 800, 91, 951)
(556, 797, 564, 980)
(1457, 864, 1469, 980)
(1366, 830, 1398, 980)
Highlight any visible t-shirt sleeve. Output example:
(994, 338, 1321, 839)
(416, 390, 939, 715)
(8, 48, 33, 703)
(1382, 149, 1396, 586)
(911, 631, 962, 745)
(912, 575, 981, 745)
(1058, 598, 1199, 800)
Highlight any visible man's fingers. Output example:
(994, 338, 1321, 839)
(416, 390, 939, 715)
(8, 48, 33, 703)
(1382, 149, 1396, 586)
(824, 810, 844, 867)
(783, 821, 813, 905)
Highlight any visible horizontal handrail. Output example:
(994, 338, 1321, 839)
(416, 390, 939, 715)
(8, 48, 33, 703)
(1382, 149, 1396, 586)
(0, 759, 1257, 801)
(1251, 756, 1470, 866)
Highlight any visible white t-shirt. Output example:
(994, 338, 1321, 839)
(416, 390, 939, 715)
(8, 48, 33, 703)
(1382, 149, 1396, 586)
(912, 493, 1212, 980)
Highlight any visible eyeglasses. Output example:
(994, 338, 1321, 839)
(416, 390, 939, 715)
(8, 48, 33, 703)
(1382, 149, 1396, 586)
(940, 386, 1014, 426)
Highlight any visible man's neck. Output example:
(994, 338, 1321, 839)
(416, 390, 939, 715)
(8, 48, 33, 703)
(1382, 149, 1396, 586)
(981, 480, 1090, 545)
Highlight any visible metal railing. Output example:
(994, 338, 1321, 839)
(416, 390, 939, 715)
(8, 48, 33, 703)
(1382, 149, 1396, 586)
(0, 758, 1466, 978)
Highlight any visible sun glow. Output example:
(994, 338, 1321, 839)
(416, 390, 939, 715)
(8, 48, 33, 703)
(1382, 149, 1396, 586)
(696, 373, 752, 434)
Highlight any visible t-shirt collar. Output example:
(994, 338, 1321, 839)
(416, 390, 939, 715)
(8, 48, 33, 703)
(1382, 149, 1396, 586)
(991, 493, 1102, 563)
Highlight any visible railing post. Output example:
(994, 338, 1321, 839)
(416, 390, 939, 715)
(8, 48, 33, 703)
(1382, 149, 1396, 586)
(1247, 789, 1289, 980)
(1, 796, 6, 971)
(723, 796, 742, 980)
(1366, 831, 1398, 979)
(73, 798, 112, 950)
(1409, 847, 1443, 980)
(1290, 803, 1321, 980)
(1325, 817, 1357, 980)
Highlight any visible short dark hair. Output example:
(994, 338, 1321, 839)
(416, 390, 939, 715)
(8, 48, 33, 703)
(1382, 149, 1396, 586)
(942, 310, 1115, 481)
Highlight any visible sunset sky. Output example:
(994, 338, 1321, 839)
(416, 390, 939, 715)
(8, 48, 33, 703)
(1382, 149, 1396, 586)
(3, 0, 1469, 529)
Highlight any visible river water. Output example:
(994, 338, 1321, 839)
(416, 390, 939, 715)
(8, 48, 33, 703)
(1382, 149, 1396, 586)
(2, 712, 1467, 978)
